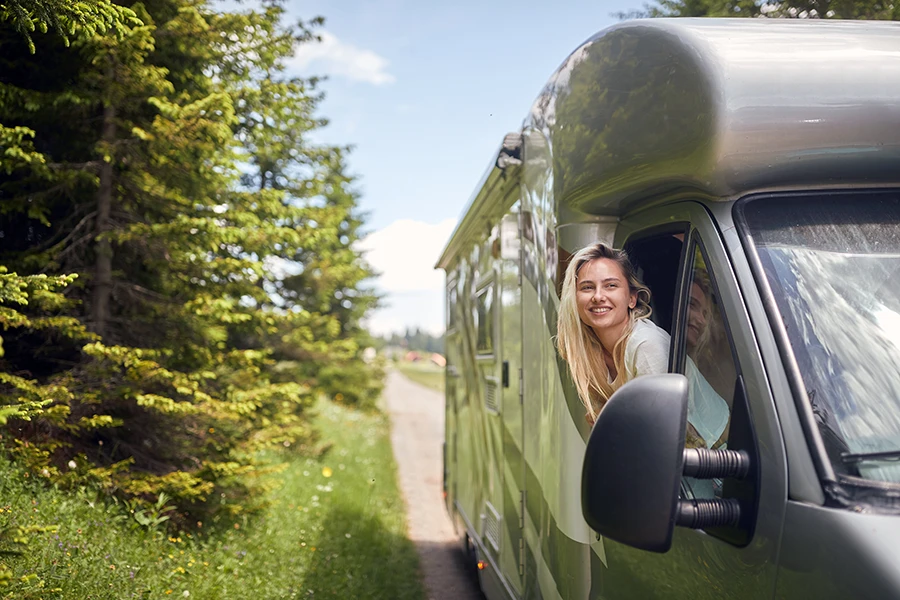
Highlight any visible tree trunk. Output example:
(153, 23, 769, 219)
(92, 99, 116, 338)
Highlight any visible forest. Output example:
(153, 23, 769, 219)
(1, 0, 388, 591)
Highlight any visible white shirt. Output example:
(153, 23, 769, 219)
(623, 318, 670, 380)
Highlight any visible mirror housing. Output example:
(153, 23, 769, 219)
(581, 374, 688, 553)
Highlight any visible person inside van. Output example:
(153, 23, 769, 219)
(556, 242, 729, 450)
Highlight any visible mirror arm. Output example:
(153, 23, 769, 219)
(682, 448, 750, 480)
(676, 498, 741, 528)
(676, 448, 750, 530)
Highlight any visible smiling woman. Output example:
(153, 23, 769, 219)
(556, 242, 663, 424)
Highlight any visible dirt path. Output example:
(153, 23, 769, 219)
(384, 369, 485, 600)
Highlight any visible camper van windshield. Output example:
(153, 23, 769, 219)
(739, 193, 900, 485)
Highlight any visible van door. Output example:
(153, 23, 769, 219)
(498, 206, 525, 597)
(596, 201, 788, 599)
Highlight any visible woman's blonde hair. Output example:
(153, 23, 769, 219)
(556, 243, 652, 423)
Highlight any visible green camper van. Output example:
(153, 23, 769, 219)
(437, 18, 900, 600)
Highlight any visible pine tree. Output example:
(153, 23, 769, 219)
(0, 0, 138, 52)
(216, 4, 381, 407)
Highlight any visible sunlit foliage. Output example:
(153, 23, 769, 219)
(0, 0, 380, 537)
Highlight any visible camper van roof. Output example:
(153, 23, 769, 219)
(437, 18, 900, 269)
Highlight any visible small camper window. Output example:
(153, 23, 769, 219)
(475, 283, 495, 356)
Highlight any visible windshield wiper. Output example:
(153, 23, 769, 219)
(841, 450, 900, 464)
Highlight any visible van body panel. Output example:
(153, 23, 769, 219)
(444, 324, 461, 515)
(458, 504, 519, 600)
(526, 18, 900, 221)
(776, 502, 900, 599)
(519, 161, 594, 600)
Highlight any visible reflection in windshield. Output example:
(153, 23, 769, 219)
(743, 193, 900, 484)
(764, 249, 900, 481)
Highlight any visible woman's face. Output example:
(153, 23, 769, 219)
(575, 258, 637, 344)
(687, 282, 709, 350)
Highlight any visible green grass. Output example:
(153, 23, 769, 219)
(395, 362, 444, 393)
(0, 399, 425, 600)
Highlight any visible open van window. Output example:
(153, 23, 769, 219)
(737, 192, 900, 485)
(624, 230, 687, 335)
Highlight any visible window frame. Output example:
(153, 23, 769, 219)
(672, 232, 743, 385)
(446, 273, 459, 335)
(674, 227, 760, 545)
(618, 203, 765, 546)
(474, 276, 498, 360)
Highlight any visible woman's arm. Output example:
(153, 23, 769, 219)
(632, 340, 669, 378)
(629, 326, 670, 378)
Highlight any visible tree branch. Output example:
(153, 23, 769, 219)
(42, 210, 97, 254)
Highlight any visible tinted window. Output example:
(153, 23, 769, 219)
(681, 242, 738, 499)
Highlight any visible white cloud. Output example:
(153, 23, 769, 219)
(362, 291, 445, 337)
(359, 218, 456, 293)
(289, 31, 396, 85)
(359, 218, 457, 336)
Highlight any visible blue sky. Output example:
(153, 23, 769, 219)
(283, 1, 646, 336)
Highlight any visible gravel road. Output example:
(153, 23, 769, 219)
(384, 369, 485, 600)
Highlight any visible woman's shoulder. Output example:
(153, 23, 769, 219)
(624, 318, 670, 378)
(630, 318, 670, 347)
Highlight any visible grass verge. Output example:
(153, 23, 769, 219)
(394, 362, 444, 393)
(0, 399, 424, 600)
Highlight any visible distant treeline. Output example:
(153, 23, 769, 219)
(0, 0, 380, 526)
(378, 328, 444, 355)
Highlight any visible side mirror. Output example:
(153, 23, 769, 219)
(581, 374, 688, 553)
